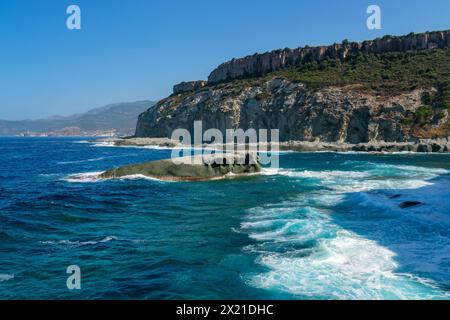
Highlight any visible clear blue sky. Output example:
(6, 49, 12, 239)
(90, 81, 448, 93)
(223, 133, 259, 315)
(0, 0, 449, 120)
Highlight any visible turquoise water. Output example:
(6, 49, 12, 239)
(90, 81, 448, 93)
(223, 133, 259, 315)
(0, 137, 450, 299)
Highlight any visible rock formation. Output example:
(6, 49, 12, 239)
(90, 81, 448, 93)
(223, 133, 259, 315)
(135, 30, 450, 146)
(99, 153, 261, 181)
(208, 30, 450, 84)
(136, 79, 450, 143)
(173, 81, 207, 94)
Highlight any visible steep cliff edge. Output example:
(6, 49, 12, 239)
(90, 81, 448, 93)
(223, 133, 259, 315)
(136, 31, 450, 143)
(208, 30, 450, 84)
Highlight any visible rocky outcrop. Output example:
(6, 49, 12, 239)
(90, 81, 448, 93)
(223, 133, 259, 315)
(135, 30, 450, 145)
(173, 81, 207, 94)
(208, 30, 450, 84)
(135, 78, 450, 143)
(99, 153, 261, 181)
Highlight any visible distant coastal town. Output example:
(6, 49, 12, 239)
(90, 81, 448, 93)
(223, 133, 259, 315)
(17, 127, 123, 137)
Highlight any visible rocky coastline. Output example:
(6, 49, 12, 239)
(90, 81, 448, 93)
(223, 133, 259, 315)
(93, 137, 450, 153)
(134, 30, 450, 146)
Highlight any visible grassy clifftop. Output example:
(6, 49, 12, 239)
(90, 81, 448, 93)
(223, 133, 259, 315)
(212, 49, 450, 107)
(277, 49, 450, 93)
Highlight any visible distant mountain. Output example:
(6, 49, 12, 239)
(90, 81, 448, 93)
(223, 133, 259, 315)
(0, 100, 156, 136)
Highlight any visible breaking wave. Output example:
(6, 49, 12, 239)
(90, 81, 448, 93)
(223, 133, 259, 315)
(241, 162, 450, 299)
(63, 172, 105, 183)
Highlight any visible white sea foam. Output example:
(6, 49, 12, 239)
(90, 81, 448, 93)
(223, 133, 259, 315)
(63, 171, 105, 183)
(246, 230, 445, 299)
(63, 171, 171, 183)
(262, 164, 447, 194)
(39, 236, 148, 248)
(92, 142, 116, 147)
(0, 274, 14, 282)
(329, 179, 433, 193)
(246, 219, 329, 242)
(260, 168, 297, 176)
(293, 170, 370, 179)
(57, 157, 106, 165)
(117, 174, 168, 182)
(241, 162, 450, 299)
(242, 202, 448, 299)
(92, 142, 214, 151)
(64, 170, 253, 183)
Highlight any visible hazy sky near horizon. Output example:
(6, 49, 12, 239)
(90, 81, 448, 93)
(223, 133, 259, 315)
(0, 0, 449, 120)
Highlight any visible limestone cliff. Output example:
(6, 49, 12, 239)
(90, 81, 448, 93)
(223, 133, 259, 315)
(208, 30, 450, 84)
(173, 81, 207, 94)
(136, 30, 450, 143)
(136, 79, 449, 143)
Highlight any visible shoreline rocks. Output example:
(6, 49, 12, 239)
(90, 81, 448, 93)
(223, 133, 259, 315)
(93, 137, 450, 153)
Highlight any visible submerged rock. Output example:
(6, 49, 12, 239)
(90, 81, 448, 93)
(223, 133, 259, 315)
(399, 201, 422, 209)
(99, 153, 261, 181)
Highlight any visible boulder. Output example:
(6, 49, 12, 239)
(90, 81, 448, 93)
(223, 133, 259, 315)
(431, 143, 443, 153)
(417, 144, 432, 153)
(99, 153, 261, 181)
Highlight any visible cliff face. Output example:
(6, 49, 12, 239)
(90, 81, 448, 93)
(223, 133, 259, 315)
(136, 30, 450, 143)
(135, 78, 450, 143)
(173, 81, 207, 94)
(208, 30, 450, 84)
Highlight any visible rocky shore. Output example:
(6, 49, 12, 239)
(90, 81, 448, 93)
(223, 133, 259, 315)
(93, 137, 450, 153)
(280, 139, 450, 153)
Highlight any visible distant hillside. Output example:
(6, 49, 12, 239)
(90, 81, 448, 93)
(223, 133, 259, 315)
(0, 100, 156, 136)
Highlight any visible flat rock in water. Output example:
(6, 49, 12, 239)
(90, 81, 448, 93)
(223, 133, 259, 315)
(99, 153, 261, 181)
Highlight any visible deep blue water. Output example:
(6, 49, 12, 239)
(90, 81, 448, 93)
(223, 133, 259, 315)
(1, 137, 450, 299)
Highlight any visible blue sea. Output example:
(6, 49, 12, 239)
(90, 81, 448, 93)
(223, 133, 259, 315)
(1, 137, 450, 300)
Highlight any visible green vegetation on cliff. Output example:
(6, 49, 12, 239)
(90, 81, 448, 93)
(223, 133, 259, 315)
(437, 80, 450, 109)
(277, 49, 450, 93)
(213, 49, 450, 105)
